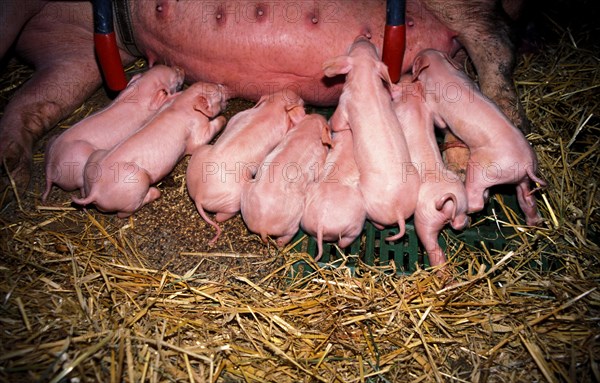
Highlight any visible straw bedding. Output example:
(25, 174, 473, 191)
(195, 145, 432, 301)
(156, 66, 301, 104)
(1, 3, 598, 382)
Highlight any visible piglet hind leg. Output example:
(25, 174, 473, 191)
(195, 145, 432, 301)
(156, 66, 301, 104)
(140, 186, 162, 208)
(313, 227, 325, 262)
(418, 228, 454, 282)
(115, 185, 161, 218)
(215, 212, 236, 223)
(516, 179, 544, 226)
(425, 244, 447, 269)
(116, 211, 133, 219)
(337, 235, 357, 251)
(276, 233, 296, 249)
(414, 216, 447, 266)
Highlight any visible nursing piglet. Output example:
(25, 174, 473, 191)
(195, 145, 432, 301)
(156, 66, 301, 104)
(42, 65, 184, 201)
(393, 76, 469, 267)
(412, 49, 545, 226)
(241, 114, 331, 247)
(72, 82, 226, 217)
(301, 129, 366, 261)
(186, 90, 306, 244)
(323, 36, 420, 240)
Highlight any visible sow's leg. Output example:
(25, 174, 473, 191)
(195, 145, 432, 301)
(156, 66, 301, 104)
(0, 2, 135, 192)
(0, 0, 46, 60)
(420, 0, 528, 133)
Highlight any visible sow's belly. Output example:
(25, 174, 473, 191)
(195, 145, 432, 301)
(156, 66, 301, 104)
(131, 0, 457, 105)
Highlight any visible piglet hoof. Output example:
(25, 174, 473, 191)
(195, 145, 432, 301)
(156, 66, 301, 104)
(434, 265, 454, 285)
(525, 215, 545, 227)
(426, 248, 453, 282)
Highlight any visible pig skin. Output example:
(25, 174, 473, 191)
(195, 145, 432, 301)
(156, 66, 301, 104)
(1, 0, 528, 193)
(72, 82, 226, 217)
(42, 65, 185, 202)
(392, 76, 470, 268)
(241, 114, 332, 247)
(301, 129, 366, 261)
(411, 49, 545, 226)
(323, 36, 420, 241)
(186, 90, 306, 244)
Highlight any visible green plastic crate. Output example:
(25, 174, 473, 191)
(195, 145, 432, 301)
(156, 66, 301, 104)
(290, 190, 549, 276)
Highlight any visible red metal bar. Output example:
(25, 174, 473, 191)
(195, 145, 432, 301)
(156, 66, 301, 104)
(94, 32, 128, 91)
(382, 24, 406, 83)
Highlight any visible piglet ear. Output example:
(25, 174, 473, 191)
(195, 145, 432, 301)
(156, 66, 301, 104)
(376, 61, 397, 98)
(193, 95, 212, 116)
(127, 73, 142, 85)
(444, 53, 463, 71)
(149, 88, 170, 111)
(411, 54, 430, 82)
(254, 94, 271, 108)
(376, 61, 393, 87)
(286, 103, 306, 125)
(321, 121, 333, 148)
(322, 56, 353, 77)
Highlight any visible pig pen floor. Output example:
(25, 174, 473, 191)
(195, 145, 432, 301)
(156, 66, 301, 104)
(1, 2, 600, 382)
(31, 94, 276, 277)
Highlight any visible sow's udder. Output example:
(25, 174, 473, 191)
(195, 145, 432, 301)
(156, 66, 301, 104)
(132, 0, 458, 105)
